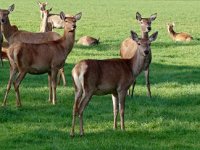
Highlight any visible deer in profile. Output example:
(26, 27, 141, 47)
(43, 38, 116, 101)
(120, 12, 157, 98)
(70, 30, 158, 137)
(40, 8, 66, 86)
(2, 12, 82, 107)
(37, 1, 65, 29)
(77, 36, 100, 46)
(167, 23, 193, 42)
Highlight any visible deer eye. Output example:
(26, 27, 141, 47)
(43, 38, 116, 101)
(137, 42, 141, 45)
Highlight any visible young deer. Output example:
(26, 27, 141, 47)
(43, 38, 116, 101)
(167, 23, 193, 42)
(40, 8, 66, 86)
(37, 2, 65, 29)
(70, 31, 158, 137)
(38, 1, 48, 19)
(77, 36, 100, 46)
(120, 12, 157, 98)
(2, 12, 82, 107)
(0, 4, 61, 45)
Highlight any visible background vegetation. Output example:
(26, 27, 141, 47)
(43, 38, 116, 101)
(0, 0, 200, 149)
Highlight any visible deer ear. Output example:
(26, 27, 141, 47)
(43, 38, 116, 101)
(49, 8, 52, 12)
(37, 1, 41, 5)
(172, 22, 175, 26)
(136, 12, 142, 21)
(8, 4, 15, 13)
(45, 2, 48, 5)
(130, 30, 139, 42)
(149, 31, 158, 42)
(75, 12, 82, 21)
(60, 11, 66, 20)
(150, 13, 157, 21)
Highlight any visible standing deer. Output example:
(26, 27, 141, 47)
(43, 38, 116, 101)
(167, 23, 193, 42)
(70, 30, 158, 137)
(40, 8, 66, 86)
(120, 12, 157, 98)
(37, 2, 65, 29)
(2, 12, 82, 107)
(0, 4, 61, 45)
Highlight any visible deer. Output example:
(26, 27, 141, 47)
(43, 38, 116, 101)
(167, 23, 193, 42)
(77, 36, 100, 46)
(120, 12, 157, 98)
(37, 1, 65, 30)
(40, 8, 66, 86)
(2, 12, 82, 107)
(70, 30, 158, 137)
(0, 4, 62, 45)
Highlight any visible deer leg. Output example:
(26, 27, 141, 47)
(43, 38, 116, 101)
(128, 80, 136, 98)
(78, 91, 93, 136)
(112, 94, 119, 130)
(118, 90, 127, 130)
(70, 89, 83, 137)
(2, 67, 17, 106)
(48, 72, 52, 102)
(57, 70, 61, 85)
(13, 71, 26, 107)
(144, 68, 151, 98)
(51, 69, 58, 105)
(60, 68, 66, 86)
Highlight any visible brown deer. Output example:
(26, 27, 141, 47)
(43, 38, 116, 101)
(120, 12, 157, 98)
(167, 23, 193, 42)
(77, 36, 100, 46)
(37, 2, 65, 29)
(0, 4, 61, 45)
(40, 8, 66, 86)
(2, 12, 82, 107)
(70, 30, 158, 137)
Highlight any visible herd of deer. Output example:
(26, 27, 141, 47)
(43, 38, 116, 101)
(0, 3, 193, 137)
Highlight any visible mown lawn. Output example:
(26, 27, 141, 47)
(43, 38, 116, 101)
(0, 0, 200, 149)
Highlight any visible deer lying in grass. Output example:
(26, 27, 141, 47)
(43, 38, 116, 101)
(77, 36, 100, 46)
(37, 1, 65, 29)
(70, 30, 158, 137)
(40, 8, 66, 86)
(2, 12, 82, 107)
(120, 12, 157, 98)
(0, 4, 61, 45)
(167, 23, 193, 42)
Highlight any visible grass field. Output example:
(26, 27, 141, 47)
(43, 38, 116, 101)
(0, 0, 200, 149)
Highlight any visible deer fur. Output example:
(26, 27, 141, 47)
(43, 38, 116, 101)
(2, 12, 82, 107)
(167, 23, 193, 42)
(0, 4, 61, 45)
(77, 36, 100, 46)
(120, 12, 157, 98)
(70, 30, 158, 137)
(39, 8, 66, 86)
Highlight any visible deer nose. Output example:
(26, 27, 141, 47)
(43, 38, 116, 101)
(144, 50, 149, 55)
(1, 19, 5, 24)
(73, 25, 76, 29)
(147, 27, 151, 31)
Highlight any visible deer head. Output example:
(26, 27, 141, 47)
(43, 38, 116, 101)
(38, 1, 48, 11)
(131, 30, 158, 56)
(42, 7, 52, 17)
(136, 12, 157, 33)
(0, 4, 15, 24)
(60, 12, 82, 32)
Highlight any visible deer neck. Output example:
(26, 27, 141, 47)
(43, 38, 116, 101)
(168, 27, 177, 39)
(130, 49, 146, 77)
(61, 26, 75, 57)
(142, 32, 149, 39)
(1, 17, 18, 42)
(40, 14, 48, 32)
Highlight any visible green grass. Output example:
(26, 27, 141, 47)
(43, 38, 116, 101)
(0, 0, 200, 149)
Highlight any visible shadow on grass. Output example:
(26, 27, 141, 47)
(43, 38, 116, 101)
(153, 41, 200, 48)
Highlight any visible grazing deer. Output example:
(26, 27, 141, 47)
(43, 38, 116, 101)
(40, 8, 66, 86)
(120, 12, 157, 98)
(37, 2, 65, 29)
(70, 30, 158, 137)
(77, 36, 100, 46)
(2, 12, 82, 107)
(167, 23, 193, 42)
(38, 1, 48, 19)
(0, 4, 61, 45)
